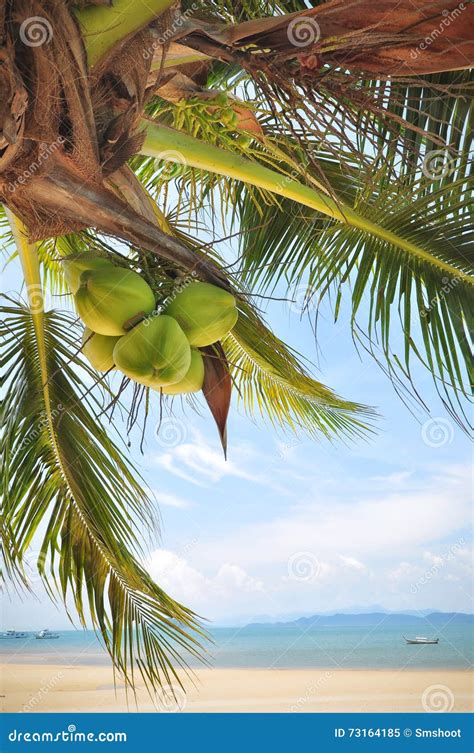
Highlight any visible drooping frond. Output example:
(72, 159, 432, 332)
(224, 307, 376, 441)
(351, 71, 474, 182)
(235, 170, 473, 423)
(23, 225, 374, 442)
(1, 299, 206, 693)
(137, 117, 473, 421)
(1, 212, 207, 695)
(240, 70, 474, 190)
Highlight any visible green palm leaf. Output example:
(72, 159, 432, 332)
(3, 201, 372, 443)
(1, 216, 206, 694)
(225, 307, 375, 440)
(139, 120, 472, 419)
(235, 169, 473, 415)
(1, 300, 206, 692)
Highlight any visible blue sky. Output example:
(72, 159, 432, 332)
(2, 234, 472, 630)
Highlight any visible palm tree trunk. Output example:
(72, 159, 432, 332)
(1, 1, 228, 289)
(75, 0, 176, 68)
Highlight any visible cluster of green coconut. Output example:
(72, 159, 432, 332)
(64, 256, 238, 395)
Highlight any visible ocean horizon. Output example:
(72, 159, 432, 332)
(1, 621, 472, 670)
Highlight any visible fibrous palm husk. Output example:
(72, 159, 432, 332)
(0, 0, 227, 286)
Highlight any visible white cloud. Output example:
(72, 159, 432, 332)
(154, 452, 208, 487)
(147, 550, 207, 602)
(151, 429, 272, 487)
(369, 471, 412, 485)
(161, 462, 471, 617)
(149, 490, 192, 509)
(423, 552, 444, 568)
(339, 556, 367, 572)
(190, 462, 471, 571)
(456, 548, 472, 563)
(145, 550, 264, 617)
(140, 457, 472, 619)
(215, 564, 264, 593)
(388, 562, 416, 582)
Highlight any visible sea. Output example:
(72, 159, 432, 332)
(1, 623, 472, 669)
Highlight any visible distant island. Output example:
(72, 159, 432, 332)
(247, 611, 473, 628)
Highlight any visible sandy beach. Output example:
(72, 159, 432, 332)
(1, 664, 472, 713)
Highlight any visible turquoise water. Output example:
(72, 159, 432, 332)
(1, 624, 472, 669)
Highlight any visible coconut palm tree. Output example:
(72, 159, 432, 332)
(1, 0, 472, 696)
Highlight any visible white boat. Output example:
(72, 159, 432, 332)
(404, 635, 439, 644)
(35, 629, 60, 640)
(0, 630, 27, 639)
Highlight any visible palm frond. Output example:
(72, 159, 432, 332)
(353, 71, 473, 183)
(34, 234, 374, 441)
(191, 16, 473, 183)
(181, 0, 312, 25)
(137, 117, 472, 421)
(1, 209, 207, 694)
(1, 299, 206, 692)
(224, 306, 376, 441)
(236, 172, 473, 423)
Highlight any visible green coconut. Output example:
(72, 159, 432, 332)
(113, 315, 191, 388)
(161, 349, 205, 395)
(165, 282, 238, 347)
(63, 256, 114, 294)
(74, 267, 155, 336)
(81, 328, 120, 372)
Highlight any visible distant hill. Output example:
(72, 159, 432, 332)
(248, 612, 473, 628)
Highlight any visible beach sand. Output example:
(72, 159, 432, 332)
(1, 664, 472, 713)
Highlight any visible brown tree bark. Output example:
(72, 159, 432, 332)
(0, 0, 228, 287)
(177, 0, 474, 76)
